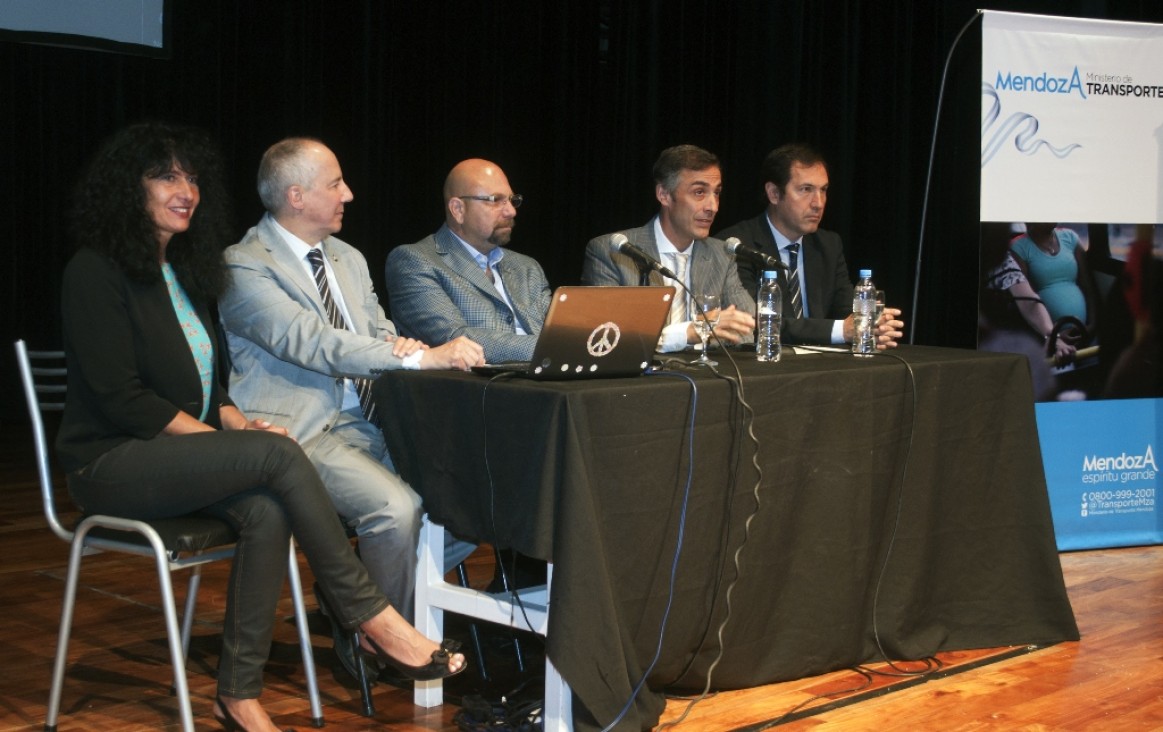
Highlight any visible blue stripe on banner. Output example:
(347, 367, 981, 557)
(1036, 398, 1163, 550)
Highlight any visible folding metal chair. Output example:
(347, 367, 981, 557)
(15, 340, 324, 731)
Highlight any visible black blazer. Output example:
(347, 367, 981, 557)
(716, 213, 854, 345)
(56, 247, 232, 472)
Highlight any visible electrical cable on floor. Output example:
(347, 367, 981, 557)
(854, 656, 942, 677)
(454, 673, 545, 732)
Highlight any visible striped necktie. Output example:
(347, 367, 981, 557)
(786, 242, 803, 319)
(306, 248, 378, 425)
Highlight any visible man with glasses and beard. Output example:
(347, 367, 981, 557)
(386, 159, 552, 364)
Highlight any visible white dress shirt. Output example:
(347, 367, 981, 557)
(450, 232, 528, 336)
(653, 217, 697, 353)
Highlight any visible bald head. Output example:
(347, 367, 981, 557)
(443, 159, 507, 203)
(443, 159, 518, 254)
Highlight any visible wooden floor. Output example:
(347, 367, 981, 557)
(2, 420, 1162, 731)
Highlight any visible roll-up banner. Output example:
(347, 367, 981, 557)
(978, 11, 1161, 550)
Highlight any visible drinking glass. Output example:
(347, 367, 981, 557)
(875, 289, 886, 324)
(691, 293, 721, 367)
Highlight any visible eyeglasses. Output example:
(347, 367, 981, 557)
(457, 193, 524, 208)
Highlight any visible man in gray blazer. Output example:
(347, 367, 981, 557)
(219, 139, 483, 660)
(581, 144, 755, 352)
(386, 159, 552, 364)
(715, 143, 904, 347)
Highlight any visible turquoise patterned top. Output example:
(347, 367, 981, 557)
(161, 263, 213, 422)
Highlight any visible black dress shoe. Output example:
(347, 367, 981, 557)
(214, 696, 295, 732)
(359, 636, 466, 681)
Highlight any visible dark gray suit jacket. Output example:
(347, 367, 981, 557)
(716, 213, 853, 345)
(385, 224, 552, 363)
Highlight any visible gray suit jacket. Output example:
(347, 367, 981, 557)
(581, 220, 756, 342)
(385, 224, 552, 364)
(219, 214, 405, 447)
(716, 213, 853, 345)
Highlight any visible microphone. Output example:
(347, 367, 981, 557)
(610, 233, 678, 279)
(724, 237, 786, 271)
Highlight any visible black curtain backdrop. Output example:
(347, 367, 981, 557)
(4, 0, 1162, 419)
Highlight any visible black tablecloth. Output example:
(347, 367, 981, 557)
(374, 345, 1079, 730)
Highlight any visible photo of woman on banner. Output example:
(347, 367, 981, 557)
(1008, 222, 1100, 351)
(980, 220, 1163, 402)
(979, 222, 1071, 401)
(984, 248, 1078, 365)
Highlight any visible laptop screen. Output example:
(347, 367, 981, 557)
(522, 286, 675, 380)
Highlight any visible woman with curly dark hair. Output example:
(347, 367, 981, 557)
(56, 122, 465, 732)
(68, 120, 233, 302)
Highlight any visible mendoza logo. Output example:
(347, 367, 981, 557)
(995, 66, 1086, 99)
(1082, 445, 1157, 472)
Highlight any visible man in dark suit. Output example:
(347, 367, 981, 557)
(581, 144, 755, 352)
(386, 159, 552, 363)
(717, 143, 903, 347)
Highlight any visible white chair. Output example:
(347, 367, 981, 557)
(414, 515, 572, 731)
(15, 340, 324, 732)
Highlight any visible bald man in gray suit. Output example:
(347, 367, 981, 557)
(386, 159, 552, 364)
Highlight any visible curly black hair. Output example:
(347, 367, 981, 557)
(69, 121, 234, 302)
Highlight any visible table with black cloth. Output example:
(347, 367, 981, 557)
(373, 345, 1079, 731)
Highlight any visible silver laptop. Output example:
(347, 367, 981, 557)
(475, 286, 675, 380)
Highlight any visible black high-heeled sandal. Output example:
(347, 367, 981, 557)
(213, 696, 296, 732)
(359, 636, 467, 681)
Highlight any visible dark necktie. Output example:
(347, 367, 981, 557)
(306, 248, 378, 425)
(786, 243, 804, 319)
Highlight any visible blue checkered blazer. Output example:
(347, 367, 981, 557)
(385, 225, 553, 363)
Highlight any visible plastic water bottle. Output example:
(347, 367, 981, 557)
(756, 270, 782, 362)
(852, 269, 876, 357)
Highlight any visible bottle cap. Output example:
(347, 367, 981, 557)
(859, 268, 872, 278)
